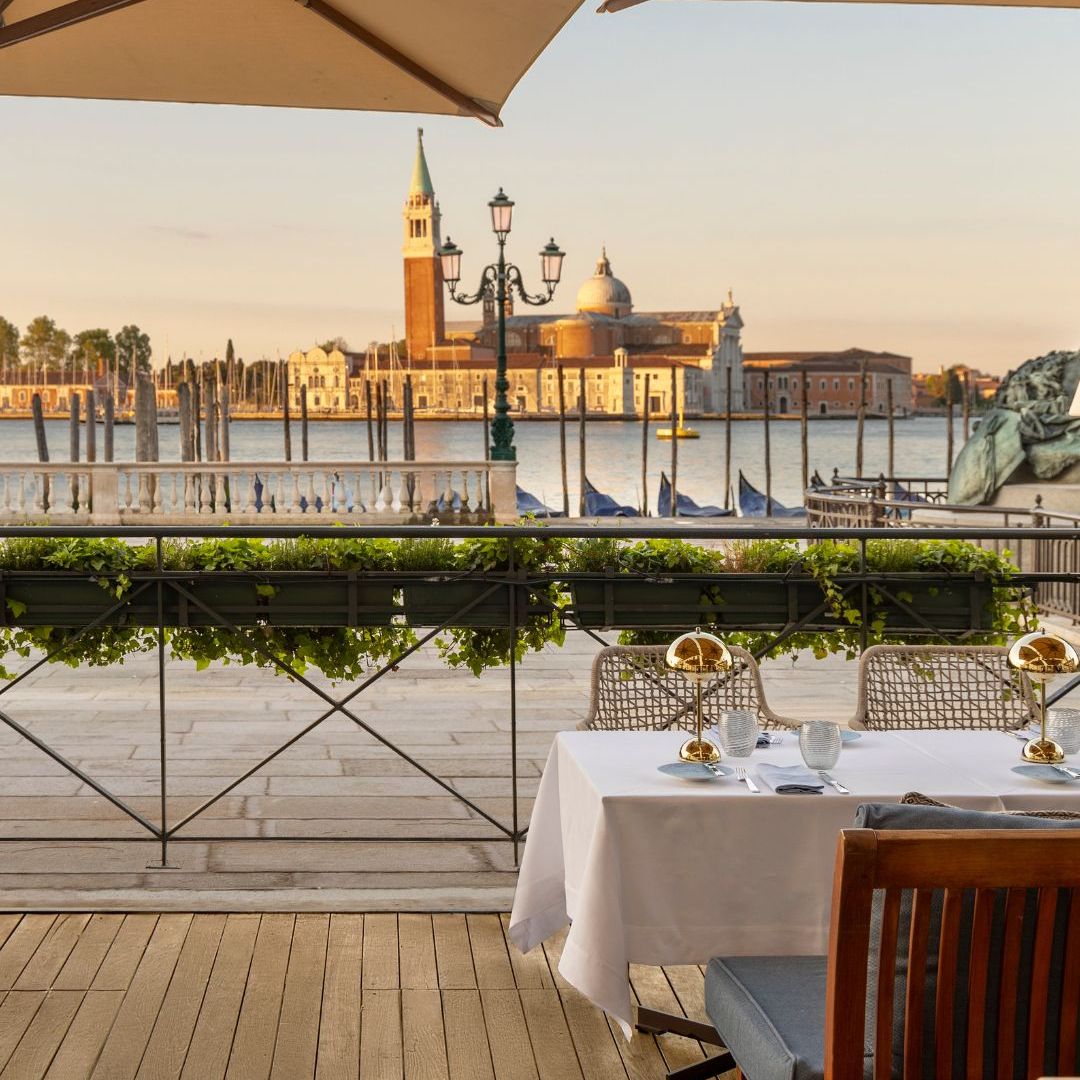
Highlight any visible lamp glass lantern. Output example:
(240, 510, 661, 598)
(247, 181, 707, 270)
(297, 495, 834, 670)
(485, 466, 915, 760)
(438, 238, 462, 288)
(488, 188, 514, 239)
(540, 239, 565, 287)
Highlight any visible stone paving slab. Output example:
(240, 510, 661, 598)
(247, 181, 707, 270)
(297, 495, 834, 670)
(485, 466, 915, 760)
(0, 635, 1072, 912)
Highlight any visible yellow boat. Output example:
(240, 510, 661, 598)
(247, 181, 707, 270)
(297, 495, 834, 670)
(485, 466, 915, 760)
(656, 408, 699, 439)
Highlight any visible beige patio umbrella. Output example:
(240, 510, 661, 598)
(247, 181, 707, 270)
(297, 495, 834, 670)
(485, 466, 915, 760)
(601, 0, 1076, 9)
(0, 0, 585, 126)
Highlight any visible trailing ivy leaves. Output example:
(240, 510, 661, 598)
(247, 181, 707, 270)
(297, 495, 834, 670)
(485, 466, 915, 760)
(0, 532, 1032, 681)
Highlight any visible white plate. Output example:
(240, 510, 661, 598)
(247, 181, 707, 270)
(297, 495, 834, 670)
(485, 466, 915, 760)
(658, 762, 734, 782)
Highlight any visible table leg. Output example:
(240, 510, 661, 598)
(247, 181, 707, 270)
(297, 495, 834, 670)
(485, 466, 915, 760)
(635, 1007, 735, 1079)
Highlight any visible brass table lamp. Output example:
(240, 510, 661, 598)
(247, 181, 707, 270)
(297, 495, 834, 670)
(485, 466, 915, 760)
(1008, 630, 1080, 764)
(665, 630, 731, 764)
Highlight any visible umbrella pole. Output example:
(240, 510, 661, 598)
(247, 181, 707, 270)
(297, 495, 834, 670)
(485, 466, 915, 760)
(763, 377, 772, 518)
(669, 366, 678, 518)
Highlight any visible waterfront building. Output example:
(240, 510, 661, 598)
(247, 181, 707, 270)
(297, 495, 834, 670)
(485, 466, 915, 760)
(0, 375, 96, 412)
(285, 346, 350, 412)
(742, 349, 913, 416)
(401, 133, 743, 417)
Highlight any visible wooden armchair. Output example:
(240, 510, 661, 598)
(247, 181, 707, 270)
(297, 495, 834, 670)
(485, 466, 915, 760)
(851, 644, 1038, 731)
(579, 643, 798, 732)
(704, 813, 1080, 1080)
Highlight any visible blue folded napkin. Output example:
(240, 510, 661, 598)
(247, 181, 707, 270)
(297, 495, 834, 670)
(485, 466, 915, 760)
(756, 763, 825, 795)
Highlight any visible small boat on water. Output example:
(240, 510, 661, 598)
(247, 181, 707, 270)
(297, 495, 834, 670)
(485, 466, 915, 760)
(656, 407, 699, 440)
(516, 486, 564, 518)
(738, 471, 806, 518)
(657, 472, 732, 518)
(583, 476, 639, 517)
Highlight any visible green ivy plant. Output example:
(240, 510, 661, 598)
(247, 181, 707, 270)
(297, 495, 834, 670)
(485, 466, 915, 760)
(0, 532, 1033, 681)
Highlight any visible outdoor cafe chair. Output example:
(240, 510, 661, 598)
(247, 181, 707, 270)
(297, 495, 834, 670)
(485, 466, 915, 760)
(579, 643, 798, 732)
(703, 802, 1080, 1080)
(851, 644, 1039, 731)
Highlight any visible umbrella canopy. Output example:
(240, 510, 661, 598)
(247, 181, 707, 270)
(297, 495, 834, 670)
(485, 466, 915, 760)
(0, 0, 584, 125)
(601, 0, 1075, 8)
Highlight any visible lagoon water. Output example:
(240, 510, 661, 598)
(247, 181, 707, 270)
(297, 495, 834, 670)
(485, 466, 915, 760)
(0, 415, 961, 511)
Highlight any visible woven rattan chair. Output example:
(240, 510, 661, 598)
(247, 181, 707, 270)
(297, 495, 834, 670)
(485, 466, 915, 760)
(851, 643, 1039, 731)
(579, 644, 798, 732)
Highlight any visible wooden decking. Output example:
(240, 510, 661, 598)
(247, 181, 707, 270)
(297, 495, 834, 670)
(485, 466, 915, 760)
(0, 912, 733, 1079)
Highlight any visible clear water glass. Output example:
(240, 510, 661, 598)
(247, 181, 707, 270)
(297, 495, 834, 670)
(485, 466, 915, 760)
(799, 721, 842, 770)
(1047, 708, 1080, 754)
(716, 710, 758, 758)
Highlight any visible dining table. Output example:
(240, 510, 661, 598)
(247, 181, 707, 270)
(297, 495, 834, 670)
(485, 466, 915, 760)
(507, 727, 1080, 1040)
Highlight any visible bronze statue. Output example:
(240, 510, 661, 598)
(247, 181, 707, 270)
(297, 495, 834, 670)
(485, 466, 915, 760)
(949, 350, 1080, 505)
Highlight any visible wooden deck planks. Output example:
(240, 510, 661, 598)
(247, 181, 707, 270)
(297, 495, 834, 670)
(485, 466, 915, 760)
(0, 912, 712, 1080)
(314, 914, 362, 1080)
(179, 914, 260, 1080)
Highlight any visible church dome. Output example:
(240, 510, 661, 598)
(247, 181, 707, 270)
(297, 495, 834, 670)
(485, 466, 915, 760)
(576, 248, 632, 318)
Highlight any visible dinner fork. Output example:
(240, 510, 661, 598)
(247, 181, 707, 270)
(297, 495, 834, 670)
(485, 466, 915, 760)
(735, 767, 760, 793)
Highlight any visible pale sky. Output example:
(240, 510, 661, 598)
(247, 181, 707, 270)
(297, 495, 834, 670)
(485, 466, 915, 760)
(1, 1, 1078, 375)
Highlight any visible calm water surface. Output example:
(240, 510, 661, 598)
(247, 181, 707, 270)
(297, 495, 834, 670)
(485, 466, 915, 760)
(0, 416, 961, 511)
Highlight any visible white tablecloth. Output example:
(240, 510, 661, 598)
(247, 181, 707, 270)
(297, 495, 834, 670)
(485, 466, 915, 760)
(507, 729, 1080, 1036)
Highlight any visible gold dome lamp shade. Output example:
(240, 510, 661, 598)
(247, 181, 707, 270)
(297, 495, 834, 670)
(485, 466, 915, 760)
(665, 630, 732, 764)
(1008, 631, 1080, 764)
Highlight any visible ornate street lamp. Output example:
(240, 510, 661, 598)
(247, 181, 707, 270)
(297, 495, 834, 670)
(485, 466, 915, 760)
(439, 190, 564, 461)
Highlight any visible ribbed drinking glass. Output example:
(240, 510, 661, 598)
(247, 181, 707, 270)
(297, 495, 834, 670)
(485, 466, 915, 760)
(799, 721, 841, 770)
(1047, 708, 1080, 754)
(716, 710, 758, 758)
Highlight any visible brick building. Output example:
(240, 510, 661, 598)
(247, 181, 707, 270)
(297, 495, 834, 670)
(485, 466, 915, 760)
(742, 349, 913, 416)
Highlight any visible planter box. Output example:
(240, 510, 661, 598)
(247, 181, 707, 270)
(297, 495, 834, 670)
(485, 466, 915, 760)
(866, 576, 995, 633)
(568, 577, 824, 630)
(0, 573, 400, 629)
(172, 576, 398, 628)
(0, 574, 160, 628)
(402, 578, 522, 628)
(569, 574, 996, 634)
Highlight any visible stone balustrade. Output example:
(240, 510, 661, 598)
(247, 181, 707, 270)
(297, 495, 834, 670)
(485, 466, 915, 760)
(0, 460, 518, 524)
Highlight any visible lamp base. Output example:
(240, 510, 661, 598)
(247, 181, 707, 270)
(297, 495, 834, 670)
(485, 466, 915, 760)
(679, 737, 721, 764)
(1022, 737, 1066, 764)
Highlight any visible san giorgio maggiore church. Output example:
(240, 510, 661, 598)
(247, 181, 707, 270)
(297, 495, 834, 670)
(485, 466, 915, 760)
(287, 132, 911, 418)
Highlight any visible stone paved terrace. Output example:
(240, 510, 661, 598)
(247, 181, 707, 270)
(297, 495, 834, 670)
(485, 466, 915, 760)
(1, 629, 1078, 912)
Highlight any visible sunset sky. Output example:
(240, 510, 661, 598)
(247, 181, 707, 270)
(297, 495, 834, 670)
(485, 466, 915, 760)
(1, 0, 1078, 375)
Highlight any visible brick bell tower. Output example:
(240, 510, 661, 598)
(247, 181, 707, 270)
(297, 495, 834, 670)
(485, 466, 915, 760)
(402, 128, 445, 361)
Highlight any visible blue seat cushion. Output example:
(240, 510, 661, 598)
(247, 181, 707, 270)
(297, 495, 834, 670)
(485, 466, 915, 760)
(704, 955, 872, 1080)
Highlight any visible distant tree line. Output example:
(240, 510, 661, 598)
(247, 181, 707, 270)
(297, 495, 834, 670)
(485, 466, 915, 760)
(0, 314, 152, 384)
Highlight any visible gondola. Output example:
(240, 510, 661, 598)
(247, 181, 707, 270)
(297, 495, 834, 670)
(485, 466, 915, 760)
(738, 471, 805, 518)
(810, 470, 827, 489)
(516, 486, 565, 518)
(657, 472, 732, 518)
(582, 476, 639, 517)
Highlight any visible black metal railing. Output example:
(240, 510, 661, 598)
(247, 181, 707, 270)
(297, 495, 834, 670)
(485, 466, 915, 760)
(0, 521, 1075, 869)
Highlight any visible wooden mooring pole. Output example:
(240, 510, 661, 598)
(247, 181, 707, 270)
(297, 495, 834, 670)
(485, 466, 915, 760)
(557, 366, 568, 516)
(724, 365, 732, 510)
(300, 385, 309, 462)
(799, 369, 809, 494)
(669, 366, 678, 517)
(763, 377, 773, 518)
(280, 360, 291, 462)
(578, 367, 587, 516)
(886, 378, 895, 478)
(641, 372, 651, 516)
(855, 357, 867, 477)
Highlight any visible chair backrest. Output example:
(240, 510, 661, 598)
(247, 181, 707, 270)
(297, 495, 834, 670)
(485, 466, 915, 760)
(852, 644, 1038, 730)
(580, 643, 796, 731)
(825, 828, 1080, 1080)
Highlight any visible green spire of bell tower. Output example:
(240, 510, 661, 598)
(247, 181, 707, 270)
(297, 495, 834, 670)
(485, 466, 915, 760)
(410, 127, 434, 197)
